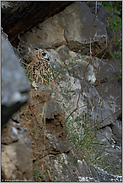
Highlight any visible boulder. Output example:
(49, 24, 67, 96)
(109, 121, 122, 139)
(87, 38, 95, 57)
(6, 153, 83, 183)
(87, 1, 121, 59)
(18, 2, 108, 58)
(14, 29, 122, 175)
(19, 87, 79, 181)
(1, 120, 32, 181)
(1, 1, 73, 42)
(1, 30, 32, 181)
(19, 86, 122, 181)
(1, 30, 30, 128)
(2, 1, 121, 180)
(40, 47, 121, 175)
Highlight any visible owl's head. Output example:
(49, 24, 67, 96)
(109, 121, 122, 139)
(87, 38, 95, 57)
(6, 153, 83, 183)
(35, 49, 49, 60)
(28, 48, 50, 64)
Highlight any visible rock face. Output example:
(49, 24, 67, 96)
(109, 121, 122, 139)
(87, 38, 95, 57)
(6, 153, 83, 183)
(14, 2, 121, 177)
(1, 1, 73, 42)
(19, 86, 78, 181)
(1, 120, 32, 181)
(48, 48, 122, 176)
(18, 2, 108, 58)
(1, 30, 30, 128)
(19, 86, 122, 182)
(86, 1, 121, 59)
(1, 30, 32, 181)
(1, 1, 122, 181)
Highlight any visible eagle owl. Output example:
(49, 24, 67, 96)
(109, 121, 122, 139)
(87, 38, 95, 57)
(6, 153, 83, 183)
(27, 49, 53, 87)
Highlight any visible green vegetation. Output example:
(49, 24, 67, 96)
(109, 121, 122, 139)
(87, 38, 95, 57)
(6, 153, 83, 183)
(66, 112, 101, 162)
(23, 47, 121, 176)
(21, 2, 122, 179)
(102, 1, 122, 78)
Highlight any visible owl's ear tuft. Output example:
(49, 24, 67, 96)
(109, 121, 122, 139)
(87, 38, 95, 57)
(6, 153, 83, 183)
(34, 48, 38, 50)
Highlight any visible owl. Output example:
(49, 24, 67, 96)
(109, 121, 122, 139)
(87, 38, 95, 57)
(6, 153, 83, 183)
(27, 49, 53, 87)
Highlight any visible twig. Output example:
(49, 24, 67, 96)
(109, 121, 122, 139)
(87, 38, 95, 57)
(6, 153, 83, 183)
(66, 104, 88, 120)
(95, 1, 97, 15)
(90, 3, 102, 38)
(89, 3, 102, 59)
(76, 62, 90, 108)
(77, 3, 102, 108)
(97, 108, 122, 125)
(68, 38, 119, 121)
(89, 108, 122, 132)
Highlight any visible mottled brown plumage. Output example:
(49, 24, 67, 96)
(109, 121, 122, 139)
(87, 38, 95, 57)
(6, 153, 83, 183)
(27, 49, 53, 87)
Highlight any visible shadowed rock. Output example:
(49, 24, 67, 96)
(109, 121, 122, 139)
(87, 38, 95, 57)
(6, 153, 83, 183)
(1, 120, 32, 181)
(1, 1, 73, 43)
(1, 30, 31, 128)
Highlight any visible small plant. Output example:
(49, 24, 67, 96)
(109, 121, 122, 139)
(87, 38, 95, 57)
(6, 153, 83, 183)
(22, 7, 122, 175)
(66, 112, 101, 163)
(33, 168, 43, 182)
(22, 46, 122, 177)
(102, 1, 122, 78)
(51, 50, 122, 175)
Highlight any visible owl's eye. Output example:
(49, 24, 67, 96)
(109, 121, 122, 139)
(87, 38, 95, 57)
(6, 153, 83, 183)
(42, 52, 46, 56)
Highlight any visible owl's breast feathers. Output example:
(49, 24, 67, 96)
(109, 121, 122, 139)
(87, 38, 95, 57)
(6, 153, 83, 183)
(27, 49, 53, 85)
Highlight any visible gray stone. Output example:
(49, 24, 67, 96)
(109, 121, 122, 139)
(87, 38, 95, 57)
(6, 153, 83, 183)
(58, 2, 107, 55)
(1, 121, 32, 181)
(1, 30, 30, 127)
(87, 1, 121, 59)
(2, 1, 121, 180)
(18, 2, 107, 58)
(46, 98, 63, 119)
(1, 1, 73, 42)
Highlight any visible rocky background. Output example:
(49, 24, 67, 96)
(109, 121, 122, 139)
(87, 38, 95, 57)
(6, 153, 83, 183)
(1, 1, 122, 182)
